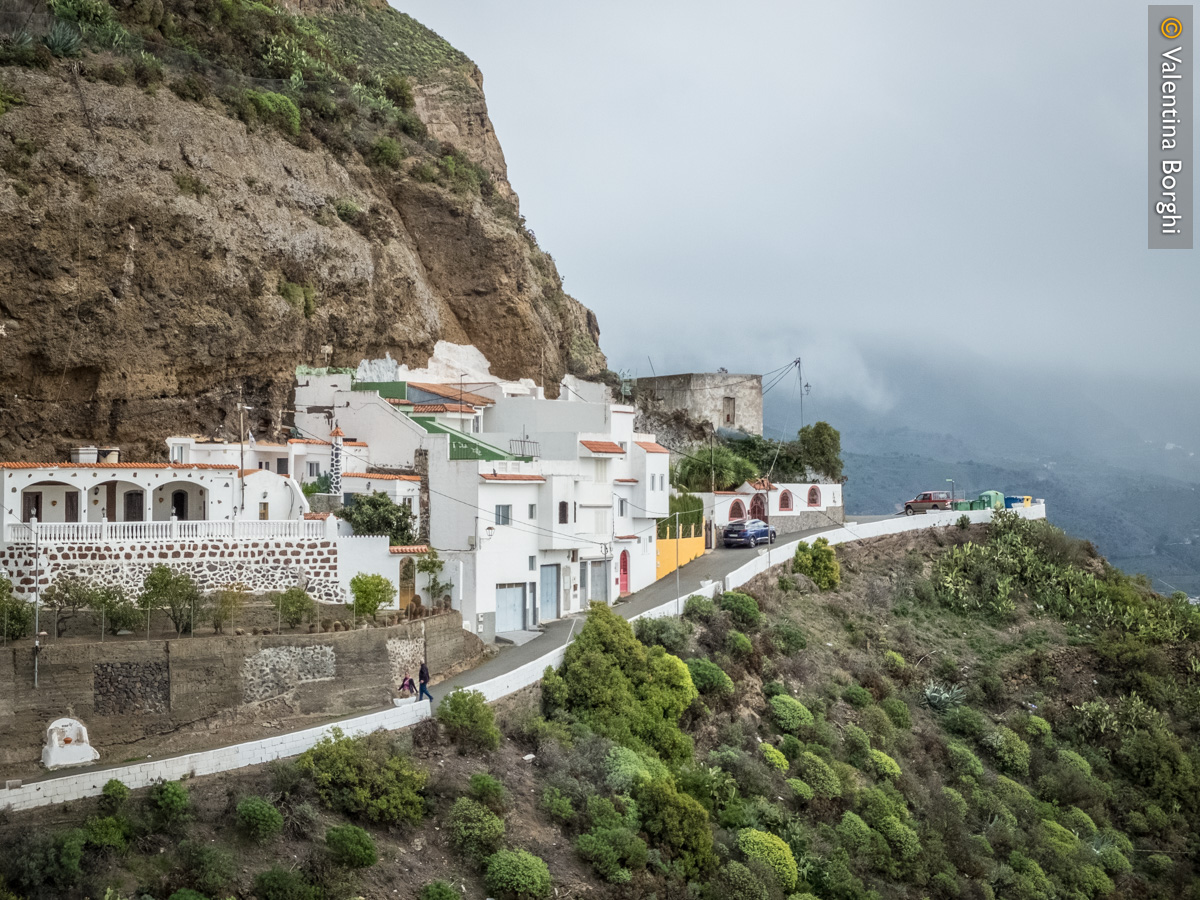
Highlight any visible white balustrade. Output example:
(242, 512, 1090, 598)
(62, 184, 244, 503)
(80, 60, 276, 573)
(6, 519, 326, 544)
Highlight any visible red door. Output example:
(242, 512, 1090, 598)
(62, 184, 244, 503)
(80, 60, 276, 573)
(750, 493, 767, 523)
(619, 551, 630, 595)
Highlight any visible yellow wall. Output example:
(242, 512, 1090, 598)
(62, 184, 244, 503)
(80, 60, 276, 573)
(656, 521, 706, 582)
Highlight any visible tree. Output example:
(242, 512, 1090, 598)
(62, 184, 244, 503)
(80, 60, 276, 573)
(339, 491, 417, 546)
(89, 585, 140, 635)
(0, 576, 32, 641)
(301, 472, 331, 499)
(673, 444, 758, 492)
(40, 574, 95, 637)
(722, 432, 807, 482)
(417, 549, 451, 606)
(140, 565, 204, 635)
(271, 586, 315, 629)
(211, 583, 249, 633)
(350, 573, 395, 621)
(798, 421, 843, 482)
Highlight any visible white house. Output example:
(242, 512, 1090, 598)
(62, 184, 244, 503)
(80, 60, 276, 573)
(699, 478, 844, 535)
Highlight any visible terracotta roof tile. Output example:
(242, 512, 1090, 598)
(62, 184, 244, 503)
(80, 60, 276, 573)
(304, 512, 332, 520)
(343, 472, 420, 482)
(385, 398, 413, 406)
(287, 438, 368, 447)
(0, 462, 238, 471)
(614, 534, 640, 541)
(480, 473, 545, 482)
(388, 544, 430, 554)
(634, 441, 670, 454)
(330, 426, 345, 438)
(749, 478, 777, 490)
(614, 478, 639, 483)
(411, 403, 476, 414)
(406, 382, 493, 406)
(580, 440, 625, 455)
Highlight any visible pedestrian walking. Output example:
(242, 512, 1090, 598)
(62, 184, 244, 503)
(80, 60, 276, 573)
(418, 659, 433, 703)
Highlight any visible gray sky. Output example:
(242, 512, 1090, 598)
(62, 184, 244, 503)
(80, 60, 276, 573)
(398, 1, 1197, 429)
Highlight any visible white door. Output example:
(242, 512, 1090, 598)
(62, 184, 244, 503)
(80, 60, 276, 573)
(495, 583, 526, 632)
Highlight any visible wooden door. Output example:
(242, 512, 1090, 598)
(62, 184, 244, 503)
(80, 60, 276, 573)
(123, 490, 144, 522)
(21, 491, 41, 522)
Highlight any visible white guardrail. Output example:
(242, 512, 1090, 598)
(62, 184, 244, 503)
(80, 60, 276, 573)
(2, 504, 1044, 811)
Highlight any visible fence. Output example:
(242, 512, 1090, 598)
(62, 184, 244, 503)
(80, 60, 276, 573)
(6, 518, 331, 544)
(655, 521, 706, 582)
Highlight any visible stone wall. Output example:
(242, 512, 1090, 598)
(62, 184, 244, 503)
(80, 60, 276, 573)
(0, 612, 472, 769)
(0, 537, 342, 603)
(771, 506, 846, 535)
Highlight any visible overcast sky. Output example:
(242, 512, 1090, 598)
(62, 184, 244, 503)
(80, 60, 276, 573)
(397, 0, 1197, 439)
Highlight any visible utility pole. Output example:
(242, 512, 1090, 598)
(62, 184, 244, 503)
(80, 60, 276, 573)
(238, 390, 246, 518)
(674, 510, 681, 602)
(33, 521, 40, 687)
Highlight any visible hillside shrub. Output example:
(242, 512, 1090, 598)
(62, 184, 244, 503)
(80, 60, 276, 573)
(883, 650, 906, 674)
(368, 136, 404, 169)
(878, 815, 921, 860)
(151, 780, 191, 831)
(760, 743, 788, 772)
(437, 688, 501, 752)
(683, 594, 716, 621)
(1058, 748, 1093, 777)
(879, 697, 912, 729)
(711, 860, 770, 900)
(168, 890, 208, 900)
(779, 734, 803, 761)
(634, 615, 691, 653)
(349, 572, 395, 621)
(686, 657, 734, 697)
(448, 797, 504, 862)
(843, 724, 871, 765)
(947, 742, 984, 778)
(245, 89, 300, 136)
(795, 752, 841, 799)
(484, 849, 552, 900)
(634, 777, 715, 877)
(540, 786, 574, 822)
(862, 706, 896, 748)
(787, 778, 814, 802)
(843, 684, 872, 708)
(982, 726, 1031, 775)
(296, 728, 426, 825)
(252, 866, 319, 900)
(738, 828, 798, 892)
(179, 840, 236, 897)
(726, 629, 753, 658)
(769, 694, 814, 732)
(720, 591, 761, 629)
(419, 882, 458, 900)
(325, 824, 377, 869)
(943, 705, 987, 738)
(0, 580, 33, 641)
(270, 587, 315, 628)
(83, 815, 128, 852)
(604, 745, 664, 793)
(141, 565, 204, 635)
(469, 772, 507, 812)
(792, 537, 840, 590)
(237, 796, 284, 842)
(772, 621, 808, 654)
(576, 823, 648, 884)
(99, 778, 130, 815)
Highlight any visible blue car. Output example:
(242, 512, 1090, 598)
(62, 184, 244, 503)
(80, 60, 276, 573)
(723, 518, 777, 548)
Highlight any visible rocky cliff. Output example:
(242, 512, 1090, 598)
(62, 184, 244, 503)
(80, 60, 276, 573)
(0, 0, 605, 459)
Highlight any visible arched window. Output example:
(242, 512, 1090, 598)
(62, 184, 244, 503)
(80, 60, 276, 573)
(807, 486, 821, 507)
(729, 499, 746, 520)
(558, 501, 569, 524)
(779, 490, 793, 511)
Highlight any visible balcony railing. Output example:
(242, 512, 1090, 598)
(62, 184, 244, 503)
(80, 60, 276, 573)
(5, 518, 329, 544)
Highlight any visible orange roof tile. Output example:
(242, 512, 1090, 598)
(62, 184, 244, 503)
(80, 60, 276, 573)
(304, 512, 332, 520)
(385, 398, 413, 406)
(614, 478, 639, 483)
(411, 403, 476, 414)
(330, 426, 345, 438)
(287, 438, 368, 447)
(614, 534, 640, 541)
(388, 544, 430, 554)
(580, 440, 625, 455)
(407, 382, 493, 407)
(0, 462, 238, 471)
(749, 478, 777, 491)
(343, 472, 420, 482)
(634, 441, 670, 454)
(480, 473, 545, 482)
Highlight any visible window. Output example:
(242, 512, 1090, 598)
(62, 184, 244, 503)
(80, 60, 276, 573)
(276, 458, 288, 475)
(618, 498, 627, 516)
(729, 498, 746, 519)
(594, 459, 608, 483)
(495, 504, 512, 526)
(258, 502, 269, 520)
(807, 486, 821, 507)
(528, 503, 537, 519)
(402, 497, 414, 510)
(529, 555, 536, 571)
(618, 441, 627, 451)
(258, 461, 270, 470)
(308, 462, 320, 477)
(558, 501, 569, 524)
(169, 444, 184, 463)
(779, 490, 793, 511)
(573, 502, 577, 523)
(473, 416, 482, 433)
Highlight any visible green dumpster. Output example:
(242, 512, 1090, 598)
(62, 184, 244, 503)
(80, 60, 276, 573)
(953, 500, 972, 511)
(978, 491, 1004, 510)
(970, 500, 985, 510)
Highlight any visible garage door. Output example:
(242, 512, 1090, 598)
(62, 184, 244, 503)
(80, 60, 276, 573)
(495, 583, 526, 633)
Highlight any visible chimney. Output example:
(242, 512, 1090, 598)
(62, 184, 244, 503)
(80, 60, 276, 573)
(98, 447, 121, 465)
(70, 446, 99, 464)
(329, 425, 344, 496)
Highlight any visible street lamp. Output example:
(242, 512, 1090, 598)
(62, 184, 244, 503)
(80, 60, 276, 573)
(946, 478, 955, 502)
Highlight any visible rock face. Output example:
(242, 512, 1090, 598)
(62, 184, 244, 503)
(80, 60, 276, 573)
(0, 37, 604, 460)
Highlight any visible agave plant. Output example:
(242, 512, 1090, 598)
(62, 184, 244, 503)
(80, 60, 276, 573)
(920, 680, 966, 712)
(42, 19, 81, 57)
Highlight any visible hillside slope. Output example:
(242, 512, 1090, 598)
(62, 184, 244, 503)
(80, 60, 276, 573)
(0, 0, 604, 459)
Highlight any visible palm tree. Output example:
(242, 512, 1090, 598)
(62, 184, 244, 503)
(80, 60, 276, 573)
(673, 444, 758, 492)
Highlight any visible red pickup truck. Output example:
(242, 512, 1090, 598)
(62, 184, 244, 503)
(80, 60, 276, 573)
(904, 491, 953, 514)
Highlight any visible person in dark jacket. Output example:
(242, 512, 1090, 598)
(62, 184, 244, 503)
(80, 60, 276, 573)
(399, 670, 417, 696)
(418, 660, 433, 702)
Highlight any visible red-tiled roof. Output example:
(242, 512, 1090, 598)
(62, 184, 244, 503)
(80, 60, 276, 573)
(480, 473, 545, 482)
(343, 472, 420, 482)
(287, 438, 368, 447)
(407, 382, 494, 407)
(385, 398, 413, 406)
(304, 512, 332, 520)
(749, 478, 777, 491)
(0, 462, 238, 471)
(580, 440, 625, 455)
(388, 544, 430, 555)
(411, 403, 476, 414)
(713, 490, 741, 495)
(634, 441, 670, 454)
(614, 478, 639, 483)
(614, 534, 640, 541)
(330, 426, 345, 438)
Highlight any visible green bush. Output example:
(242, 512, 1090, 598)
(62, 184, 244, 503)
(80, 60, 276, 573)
(245, 90, 300, 136)
(237, 796, 284, 842)
(368, 136, 404, 169)
(99, 778, 130, 815)
(83, 815, 128, 851)
(349, 572, 395, 621)
(947, 742, 984, 778)
(760, 743, 788, 772)
(772, 622, 808, 654)
(720, 591, 762, 629)
(168, 890, 209, 900)
(879, 697, 912, 729)
(1057, 748, 1093, 777)
(576, 823, 648, 884)
(792, 537, 840, 590)
(469, 772, 507, 812)
(540, 786, 574, 822)
(836, 810, 876, 853)
(787, 778, 814, 802)
(296, 728, 427, 825)
(726, 629, 753, 658)
(448, 797, 504, 862)
(484, 849, 552, 900)
(843, 684, 872, 708)
(0, 578, 34, 640)
(683, 595, 715, 622)
(843, 724, 871, 764)
(271, 587, 315, 628)
(982, 725, 1031, 775)
(634, 615, 691, 654)
(179, 840, 236, 897)
(883, 650, 906, 674)
(1025, 714, 1053, 744)
(943, 705, 987, 738)
(769, 695, 814, 732)
(779, 734, 803, 762)
(604, 745, 663, 793)
(686, 657, 734, 697)
(795, 752, 841, 799)
(878, 815, 921, 860)
(634, 777, 715, 877)
(420, 881, 458, 900)
(861, 706, 896, 749)
(151, 780, 190, 831)
(325, 824, 377, 869)
(710, 860, 770, 900)
(737, 828, 798, 892)
(252, 866, 320, 900)
(437, 688, 501, 752)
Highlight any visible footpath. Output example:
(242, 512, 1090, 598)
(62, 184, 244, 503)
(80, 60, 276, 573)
(1, 507, 1041, 812)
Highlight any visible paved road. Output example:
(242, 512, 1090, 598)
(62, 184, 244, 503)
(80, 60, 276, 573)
(434, 517, 893, 697)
